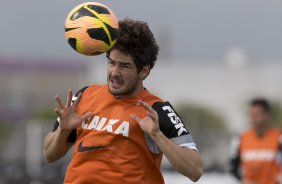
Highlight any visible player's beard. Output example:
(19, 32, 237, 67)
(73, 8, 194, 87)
(107, 74, 140, 97)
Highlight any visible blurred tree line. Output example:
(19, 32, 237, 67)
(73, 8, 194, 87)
(271, 102, 282, 128)
(176, 101, 282, 131)
(176, 104, 226, 130)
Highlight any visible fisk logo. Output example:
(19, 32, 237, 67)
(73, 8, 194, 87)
(162, 106, 187, 136)
(82, 115, 129, 137)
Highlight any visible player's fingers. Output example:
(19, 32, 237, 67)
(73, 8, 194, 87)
(73, 93, 82, 108)
(55, 95, 64, 109)
(137, 100, 158, 119)
(130, 114, 142, 123)
(137, 100, 155, 113)
(80, 112, 93, 121)
(54, 108, 62, 117)
(147, 111, 157, 121)
(66, 89, 73, 107)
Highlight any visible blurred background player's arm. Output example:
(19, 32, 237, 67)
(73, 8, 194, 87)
(276, 134, 282, 184)
(229, 136, 242, 180)
(43, 89, 93, 162)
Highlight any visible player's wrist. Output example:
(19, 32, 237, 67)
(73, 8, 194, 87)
(149, 129, 163, 140)
(57, 126, 72, 135)
(57, 118, 72, 134)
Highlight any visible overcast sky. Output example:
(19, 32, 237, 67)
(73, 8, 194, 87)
(0, 0, 281, 62)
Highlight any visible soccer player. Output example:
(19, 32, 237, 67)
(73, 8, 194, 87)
(230, 98, 282, 184)
(43, 18, 203, 183)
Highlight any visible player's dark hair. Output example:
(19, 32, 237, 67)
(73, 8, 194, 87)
(250, 98, 271, 113)
(107, 18, 159, 73)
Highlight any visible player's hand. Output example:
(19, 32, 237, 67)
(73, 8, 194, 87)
(130, 100, 161, 137)
(242, 180, 255, 184)
(275, 173, 282, 184)
(54, 89, 93, 132)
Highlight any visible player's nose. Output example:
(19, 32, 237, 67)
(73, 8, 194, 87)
(110, 65, 121, 77)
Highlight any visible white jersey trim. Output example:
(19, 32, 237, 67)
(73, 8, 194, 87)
(180, 143, 198, 151)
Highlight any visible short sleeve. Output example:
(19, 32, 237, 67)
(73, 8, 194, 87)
(152, 101, 197, 150)
(278, 134, 282, 165)
(229, 136, 241, 180)
(52, 118, 77, 143)
(51, 86, 89, 143)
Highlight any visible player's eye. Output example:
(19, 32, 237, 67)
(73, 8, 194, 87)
(108, 59, 115, 65)
(121, 64, 130, 69)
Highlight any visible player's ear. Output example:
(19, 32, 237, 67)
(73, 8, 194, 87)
(140, 65, 150, 80)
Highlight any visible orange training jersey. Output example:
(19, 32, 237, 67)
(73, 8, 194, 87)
(231, 128, 282, 184)
(52, 84, 197, 184)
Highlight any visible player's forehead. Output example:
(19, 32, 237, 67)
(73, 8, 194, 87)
(249, 105, 267, 114)
(108, 49, 134, 65)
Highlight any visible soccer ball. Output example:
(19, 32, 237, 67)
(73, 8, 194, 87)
(65, 2, 119, 56)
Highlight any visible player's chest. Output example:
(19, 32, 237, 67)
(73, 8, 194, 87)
(77, 100, 147, 138)
(240, 136, 279, 162)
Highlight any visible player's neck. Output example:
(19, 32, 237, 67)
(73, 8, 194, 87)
(254, 124, 269, 137)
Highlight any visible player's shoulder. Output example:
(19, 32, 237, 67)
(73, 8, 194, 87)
(75, 86, 89, 95)
(240, 129, 254, 139)
(152, 101, 179, 121)
(242, 128, 254, 135)
(241, 128, 281, 139)
(86, 84, 107, 91)
(77, 84, 107, 95)
(150, 100, 197, 150)
(141, 89, 162, 106)
(267, 128, 281, 140)
(269, 127, 281, 134)
(152, 101, 189, 138)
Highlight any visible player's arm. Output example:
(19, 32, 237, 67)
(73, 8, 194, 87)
(43, 88, 93, 163)
(150, 131, 202, 182)
(229, 136, 242, 180)
(276, 134, 282, 184)
(241, 181, 255, 184)
(131, 101, 203, 182)
(43, 124, 74, 163)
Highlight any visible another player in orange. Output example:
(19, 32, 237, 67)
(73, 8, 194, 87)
(43, 18, 203, 183)
(230, 98, 282, 184)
